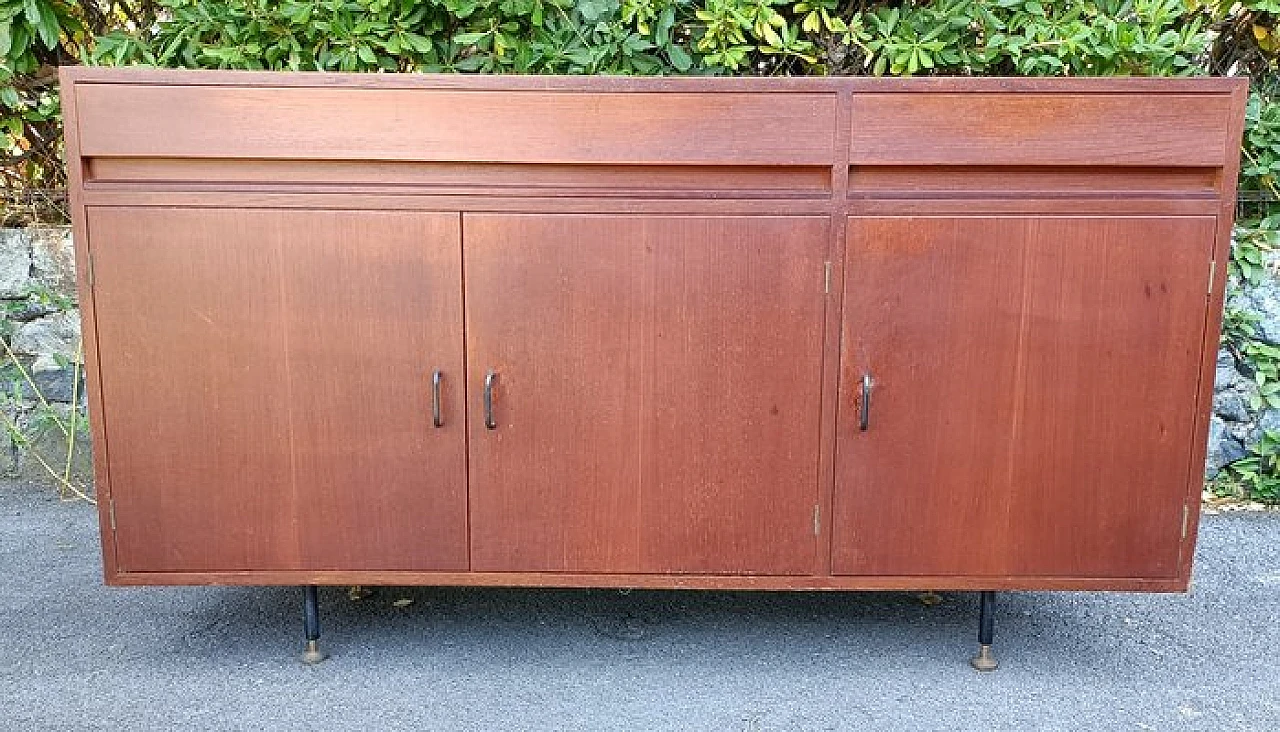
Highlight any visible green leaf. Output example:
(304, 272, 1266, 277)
(667, 44, 692, 71)
(23, 0, 59, 50)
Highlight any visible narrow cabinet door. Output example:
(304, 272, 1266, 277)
(834, 216, 1215, 579)
(464, 214, 828, 574)
(88, 208, 468, 572)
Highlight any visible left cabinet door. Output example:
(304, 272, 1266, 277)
(87, 208, 469, 573)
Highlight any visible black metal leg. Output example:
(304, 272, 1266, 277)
(970, 590, 998, 671)
(301, 585, 328, 664)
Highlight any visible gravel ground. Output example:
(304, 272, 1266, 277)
(1, 480, 1278, 731)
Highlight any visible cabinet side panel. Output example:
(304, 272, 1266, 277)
(58, 73, 120, 581)
(1180, 82, 1249, 585)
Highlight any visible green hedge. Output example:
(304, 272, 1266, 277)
(85, 0, 1209, 76)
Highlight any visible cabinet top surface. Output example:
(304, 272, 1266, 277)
(61, 66, 1246, 94)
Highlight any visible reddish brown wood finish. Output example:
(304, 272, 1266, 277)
(105, 569, 1189, 592)
(87, 208, 468, 572)
(833, 216, 1215, 578)
(84, 159, 832, 198)
(463, 214, 828, 574)
(848, 93, 1234, 166)
(73, 84, 837, 165)
(58, 68, 1247, 592)
(1180, 81, 1250, 582)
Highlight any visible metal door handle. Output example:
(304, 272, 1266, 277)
(431, 370, 444, 428)
(484, 370, 498, 429)
(859, 374, 872, 431)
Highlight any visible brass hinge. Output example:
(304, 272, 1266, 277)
(108, 498, 116, 532)
(1181, 503, 1191, 540)
(823, 262, 832, 294)
(813, 504, 821, 536)
(1208, 259, 1215, 296)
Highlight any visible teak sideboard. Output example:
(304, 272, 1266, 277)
(60, 68, 1247, 669)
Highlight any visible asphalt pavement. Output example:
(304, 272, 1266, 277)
(1, 479, 1278, 731)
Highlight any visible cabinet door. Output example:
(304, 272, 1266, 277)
(464, 214, 828, 574)
(834, 216, 1214, 579)
(88, 208, 468, 572)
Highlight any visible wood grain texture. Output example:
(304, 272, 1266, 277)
(105, 569, 1189, 593)
(463, 214, 828, 574)
(74, 84, 837, 165)
(57, 66, 120, 581)
(850, 94, 1234, 166)
(79, 191, 835, 215)
(814, 88, 855, 576)
(834, 216, 1215, 578)
(1179, 80, 1251, 582)
(85, 159, 831, 195)
(61, 65, 1245, 95)
(88, 207, 468, 572)
(848, 167, 1220, 199)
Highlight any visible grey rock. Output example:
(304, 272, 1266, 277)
(1226, 418, 1254, 445)
(1251, 407, 1280, 444)
(1238, 259, 1280, 346)
(31, 366, 81, 404)
(0, 229, 33, 299)
(1205, 416, 1248, 478)
(1214, 365, 1240, 393)
(8, 357, 82, 404)
(10, 310, 81, 360)
(0, 406, 17, 476)
(28, 227, 77, 298)
(3, 299, 59, 323)
(1214, 389, 1252, 423)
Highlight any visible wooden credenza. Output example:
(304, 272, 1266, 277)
(61, 68, 1246, 665)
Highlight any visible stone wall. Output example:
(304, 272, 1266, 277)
(1208, 260, 1280, 478)
(0, 226, 91, 482)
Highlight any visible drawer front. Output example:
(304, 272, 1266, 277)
(74, 83, 837, 166)
(850, 93, 1234, 167)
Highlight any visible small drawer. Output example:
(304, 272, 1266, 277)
(74, 83, 837, 166)
(850, 92, 1235, 167)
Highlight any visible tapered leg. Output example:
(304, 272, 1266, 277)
(970, 590, 998, 671)
(301, 585, 328, 665)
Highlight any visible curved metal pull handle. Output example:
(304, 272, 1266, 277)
(431, 370, 444, 428)
(859, 374, 872, 432)
(484, 370, 498, 430)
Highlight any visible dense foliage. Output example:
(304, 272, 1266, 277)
(83, 0, 1213, 76)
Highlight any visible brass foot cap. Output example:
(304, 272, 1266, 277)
(970, 644, 998, 672)
(301, 640, 329, 665)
